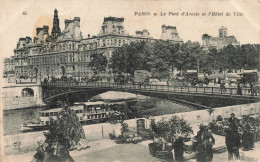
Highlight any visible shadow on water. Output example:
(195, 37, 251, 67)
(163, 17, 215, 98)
(3, 106, 48, 135)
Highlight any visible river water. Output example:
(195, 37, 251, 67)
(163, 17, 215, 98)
(3, 97, 193, 136)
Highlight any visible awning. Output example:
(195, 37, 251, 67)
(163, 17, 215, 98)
(208, 73, 240, 79)
(90, 91, 138, 102)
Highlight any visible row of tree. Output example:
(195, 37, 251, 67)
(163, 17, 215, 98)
(200, 44, 260, 74)
(89, 40, 260, 79)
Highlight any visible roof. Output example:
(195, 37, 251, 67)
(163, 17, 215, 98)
(91, 91, 138, 102)
(40, 105, 84, 113)
(40, 108, 62, 113)
(107, 101, 125, 105)
(70, 105, 84, 110)
(210, 36, 238, 45)
(104, 17, 124, 22)
(74, 101, 106, 106)
(208, 73, 240, 79)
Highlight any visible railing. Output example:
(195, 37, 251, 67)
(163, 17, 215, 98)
(42, 81, 258, 97)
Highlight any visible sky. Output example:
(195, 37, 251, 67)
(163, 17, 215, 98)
(0, 0, 259, 60)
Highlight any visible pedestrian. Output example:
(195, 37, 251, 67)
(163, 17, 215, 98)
(252, 83, 257, 96)
(218, 77, 221, 84)
(237, 83, 242, 95)
(196, 126, 215, 162)
(172, 136, 185, 162)
(219, 83, 223, 92)
(242, 123, 254, 151)
(138, 82, 142, 89)
(219, 82, 226, 93)
(228, 113, 237, 127)
(249, 82, 253, 95)
(222, 82, 227, 92)
(225, 126, 241, 160)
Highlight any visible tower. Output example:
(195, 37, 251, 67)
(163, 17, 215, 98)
(51, 9, 61, 38)
(219, 26, 227, 37)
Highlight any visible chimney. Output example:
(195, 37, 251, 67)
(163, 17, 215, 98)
(36, 28, 43, 35)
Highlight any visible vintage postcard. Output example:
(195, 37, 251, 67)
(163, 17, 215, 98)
(1, 0, 260, 161)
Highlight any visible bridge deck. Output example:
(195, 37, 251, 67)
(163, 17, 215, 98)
(42, 81, 259, 99)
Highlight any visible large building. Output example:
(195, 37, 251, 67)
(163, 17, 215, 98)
(202, 26, 240, 50)
(5, 9, 183, 82)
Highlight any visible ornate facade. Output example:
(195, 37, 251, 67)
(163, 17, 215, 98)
(5, 9, 183, 82)
(3, 58, 15, 78)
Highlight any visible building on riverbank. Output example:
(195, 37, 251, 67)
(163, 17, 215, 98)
(3, 9, 183, 83)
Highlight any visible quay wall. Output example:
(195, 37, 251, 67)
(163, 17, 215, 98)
(4, 102, 260, 155)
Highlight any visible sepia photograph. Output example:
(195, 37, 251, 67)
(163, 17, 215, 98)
(0, 0, 260, 161)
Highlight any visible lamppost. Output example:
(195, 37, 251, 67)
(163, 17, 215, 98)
(197, 57, 200, 74)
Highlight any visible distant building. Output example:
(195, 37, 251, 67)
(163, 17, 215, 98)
(135, 29, 152, 38)
(3, 58, 15, 78)
(13, 37, 32, 79)
(4, 9, 183, 82)
(161, 25, 183, 42)
(202, 26, 240, 50)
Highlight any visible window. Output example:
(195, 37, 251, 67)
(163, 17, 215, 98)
(45, 113, 49, 117)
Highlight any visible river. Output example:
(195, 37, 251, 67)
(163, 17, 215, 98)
(3, 97, 194, 136)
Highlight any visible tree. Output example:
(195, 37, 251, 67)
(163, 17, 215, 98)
(115, 41, 203, 78)
(33, 102, 87, 162)
(168, 42, 180, 74)
(152, 116, 193, 142)
(88, 52, 108, 74)
(147, 40, 171, 79)
(175, 41, 201, 75)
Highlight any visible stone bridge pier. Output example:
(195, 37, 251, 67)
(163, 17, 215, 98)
(2, 83, 44, 110)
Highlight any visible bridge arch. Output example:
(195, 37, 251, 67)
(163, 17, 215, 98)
(21, 88, 34, 97)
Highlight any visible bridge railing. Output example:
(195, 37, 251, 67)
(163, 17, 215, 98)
(42, 81, 257, 97)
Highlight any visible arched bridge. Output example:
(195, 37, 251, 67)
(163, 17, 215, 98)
(41, 81, 259, 108)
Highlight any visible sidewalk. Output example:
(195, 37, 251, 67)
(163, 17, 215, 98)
(4, 123, 259, 162)
(4, 139, 118, 162)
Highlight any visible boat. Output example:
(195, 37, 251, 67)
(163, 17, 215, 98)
(21, 106, 84, 132)
(73, 101, 109, 124)
(21, 101, 122, 132)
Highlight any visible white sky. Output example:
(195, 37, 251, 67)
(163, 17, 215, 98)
(0, 0, 259, 60)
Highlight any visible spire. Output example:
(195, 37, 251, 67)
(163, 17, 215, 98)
(51, 9, 61, 39)
(54, 8, 58, 17)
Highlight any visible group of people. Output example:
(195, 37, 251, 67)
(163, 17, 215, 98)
(195, 113, 256, 161)
(249, 82, 258, 96)
(218, 79, 258, 96)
